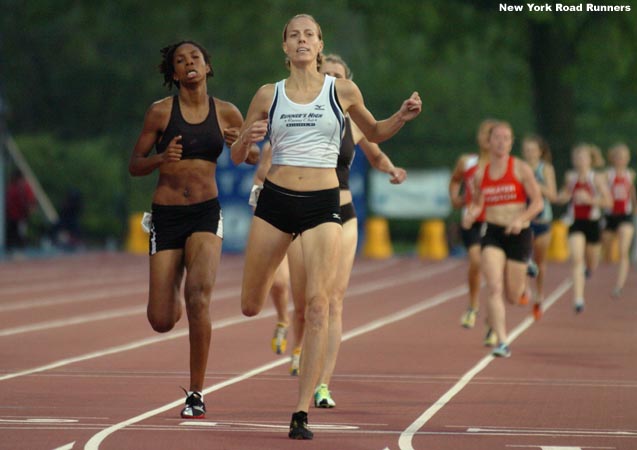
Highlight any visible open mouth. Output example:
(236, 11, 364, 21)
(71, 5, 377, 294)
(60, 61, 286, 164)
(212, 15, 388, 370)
(187, 70, 198, 79)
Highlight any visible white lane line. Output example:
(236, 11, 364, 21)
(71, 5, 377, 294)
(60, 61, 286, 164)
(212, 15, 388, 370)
(352, 258, 400, 275)
(83, 283, 468, 449)
(468, 426, 637, 436)
(343, 284, 468, 341)
(0, 306, 146, 337)
(0, 273, 142, 296)
(0, 285, 148, 313)
(52, 442, 75, 450)
(1, 260, 460, 379)
(397, 279, 572, 450)
(0, 260, 459, 338)
(83, 358, 289, 450)
(180, 421, 359, 430)
(0, 263, 458, 381)
(0, 309, 276, 382)
(507, 446, 614, 449)
(347, 261, 460, 297)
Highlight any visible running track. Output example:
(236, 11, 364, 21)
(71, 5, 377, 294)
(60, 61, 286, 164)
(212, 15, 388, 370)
(1, 252, 636, 450)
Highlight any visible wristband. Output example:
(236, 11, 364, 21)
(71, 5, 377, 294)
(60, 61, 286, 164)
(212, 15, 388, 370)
(249, 184, 263, 207)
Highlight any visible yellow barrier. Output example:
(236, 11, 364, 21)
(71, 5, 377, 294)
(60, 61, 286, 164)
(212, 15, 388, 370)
(125, 212, 149, 254)
(417, 219, 448, 260)
(547, 220, 569, 262)
(363, 217, 393, 259)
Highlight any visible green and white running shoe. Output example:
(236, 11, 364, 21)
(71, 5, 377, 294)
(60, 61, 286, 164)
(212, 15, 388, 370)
(492, 342, 511, 358)
(314, 384, 335, 408)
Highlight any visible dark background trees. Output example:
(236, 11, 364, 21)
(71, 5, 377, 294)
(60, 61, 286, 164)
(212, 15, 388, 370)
(1, 0, 635, 243)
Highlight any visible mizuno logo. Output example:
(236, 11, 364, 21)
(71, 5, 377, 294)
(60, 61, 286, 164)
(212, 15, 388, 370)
(314, 104, 325, 110)
(332, 213, 341, 219)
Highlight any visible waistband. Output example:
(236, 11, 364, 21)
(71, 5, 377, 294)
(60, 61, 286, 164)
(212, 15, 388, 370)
(264, 179, 339, 198)
(151, 197, 220, 212)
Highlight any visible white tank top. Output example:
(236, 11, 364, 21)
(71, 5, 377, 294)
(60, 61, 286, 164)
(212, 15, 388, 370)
(268, 75, 345, 168)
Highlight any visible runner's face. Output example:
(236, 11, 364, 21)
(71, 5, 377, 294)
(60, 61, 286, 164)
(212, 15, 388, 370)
(572, 149, 591, 170)
(522, 140, 541, 163)
(489, 126, 513, 157)
(173, 44, 210, 85)
(613, 148, 630, 168)
(283, 17, 323, 65)
(320, 61, 347, 79)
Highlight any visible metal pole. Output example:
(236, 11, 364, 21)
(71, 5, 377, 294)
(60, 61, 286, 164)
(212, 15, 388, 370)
(0, 93, 6, 257)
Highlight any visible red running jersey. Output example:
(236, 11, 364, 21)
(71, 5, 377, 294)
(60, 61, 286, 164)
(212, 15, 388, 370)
(607, 169, 633, 215)
(481, 156, 527, 208)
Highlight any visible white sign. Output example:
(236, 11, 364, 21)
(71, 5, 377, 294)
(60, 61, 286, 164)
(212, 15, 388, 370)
(369, 169, 451, 219)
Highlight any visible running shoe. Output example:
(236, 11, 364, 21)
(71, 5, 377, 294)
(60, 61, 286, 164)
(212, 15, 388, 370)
(460, 308, 478, 329)
(533, 302, 543, 321)
(527, 259, 539, 278)
(180, 389, 206, 419)
(483, 327, 498, 347)
(289, 411, 313, 440)
(314, 384, 336, 408)
(519, 291, 530, 306)
(290, 347, 301, 376)
(492, 342, 511, 358)
(271, 322, 288, 354)
(584, 267, 592, 279)
(574, 298, 585, 314)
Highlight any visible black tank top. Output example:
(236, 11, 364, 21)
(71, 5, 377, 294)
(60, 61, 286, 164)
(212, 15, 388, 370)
(336, 117, 355, 190)
(155, 96, 225, 163)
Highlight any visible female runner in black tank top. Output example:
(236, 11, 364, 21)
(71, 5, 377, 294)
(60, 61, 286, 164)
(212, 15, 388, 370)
(128, 41, 244, 419)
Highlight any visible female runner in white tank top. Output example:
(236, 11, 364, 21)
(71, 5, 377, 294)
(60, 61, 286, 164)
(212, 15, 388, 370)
(231, 13, 421, 440)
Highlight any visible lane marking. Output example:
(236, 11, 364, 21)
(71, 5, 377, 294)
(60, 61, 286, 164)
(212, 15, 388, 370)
(347, 261, 460, 297)
(83, 358, 289, 450)
(0, 418, 78, 423)
(52, 442, 75, 450)
(0, 306, 146, 337)
(0, 260, 458, 336)
(83, 283, 468, 449)
(468, 427, 637, 436)
(0, 256, 392, 313)
(507, 446, 614, 449)
(0, 260, 461, 378)
(180, 420, 359, 430)
(0, 273, 142, 296)
(397, 279, 572, 450)
(0, 309, 278, 381)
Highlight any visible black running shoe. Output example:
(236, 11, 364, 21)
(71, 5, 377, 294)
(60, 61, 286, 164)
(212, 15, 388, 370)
(180, 389, 206, 419)
(288, 411, 313, 440)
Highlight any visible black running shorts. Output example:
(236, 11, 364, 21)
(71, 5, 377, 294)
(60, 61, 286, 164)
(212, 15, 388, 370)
(481, 222, 533, 262)
(340, 202, 356, 224)
(604, 214, 633, 232)
(569, 219, 601, 243)
(149, 198, 222, 255)
(461, 221, 484, 249)
(255, 179, 341, 237)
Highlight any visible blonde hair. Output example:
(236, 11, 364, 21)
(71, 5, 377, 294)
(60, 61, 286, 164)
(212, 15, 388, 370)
(476, 118, 498, 155)
(523, 134, 552, 163)
(322, 53, 353, 79)
(282, 14, 323, 71)
(572, 143, 605, 169)
(487, 120, 515, 142)
(607, 142, 630, 165)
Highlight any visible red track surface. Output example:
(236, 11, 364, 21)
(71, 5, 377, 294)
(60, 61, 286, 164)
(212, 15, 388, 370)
(1, 252, 636, 450)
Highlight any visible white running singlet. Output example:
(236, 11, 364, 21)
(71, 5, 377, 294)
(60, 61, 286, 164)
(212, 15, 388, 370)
(268, 75, 345, 168)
